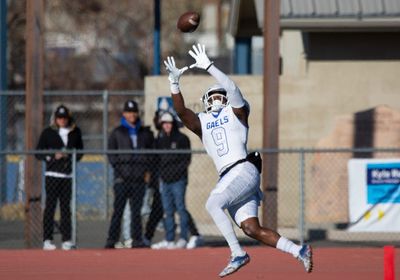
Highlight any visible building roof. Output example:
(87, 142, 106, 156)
(280, 0, 400, 18)
(230, 0, 400, 36)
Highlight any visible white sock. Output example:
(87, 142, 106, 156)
(276, 237, 302, 258)
(225, 230, 246, 257)
(209, 207, 245, 257)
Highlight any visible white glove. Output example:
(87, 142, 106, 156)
(188, 44, 213, 70)
(164, 56, 188, 94)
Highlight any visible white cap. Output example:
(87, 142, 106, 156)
(160, 112, 174, 123)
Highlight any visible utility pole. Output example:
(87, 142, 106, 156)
(25, 0, 44, 248)
(262, 0, 280, 230)
(153, 0, 161, 75)
(0, 0, 7, 207)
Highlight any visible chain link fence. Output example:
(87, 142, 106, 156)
(0, 90, 145, 150)
(1, 148, 400, 249)
(1, 91, 400, 248)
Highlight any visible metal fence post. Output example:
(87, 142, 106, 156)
(299, 149, 306, 245)
(103, 90, 109, 219)
(0, 0, 7, 208)
(71, 150, 77, 246)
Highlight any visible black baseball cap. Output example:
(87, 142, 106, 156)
(55, 105, 70, 118)
(123, 100, 139, 112)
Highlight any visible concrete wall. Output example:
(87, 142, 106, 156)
(144, 63, 400, 149)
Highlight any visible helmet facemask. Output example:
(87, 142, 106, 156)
(202, 91, 229, 113)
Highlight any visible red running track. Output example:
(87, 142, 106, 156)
(0, 247, 398, 280)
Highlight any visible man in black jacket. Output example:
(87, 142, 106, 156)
(36, 104, 83, 250)
(105, 100, 154, 249)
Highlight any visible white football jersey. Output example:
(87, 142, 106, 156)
(198, 105, 248, 174)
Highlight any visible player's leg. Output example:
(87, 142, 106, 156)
(226, 161, 313, 273)
(206, 192, 250, 278)
(205, 163, 259, 277)
(241, 217, 280, 246)
(233, 201, 313, 273)
(240, 217, 299, 252)
(241, 217, 313, 272)
(205, 192, 245, 256)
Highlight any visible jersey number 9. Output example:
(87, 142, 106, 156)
(211, 127, 229, 157)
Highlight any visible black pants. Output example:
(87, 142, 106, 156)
(106, 178, 146, 244)
(43, 176, 72, 242)
(144, 185, 200, 240)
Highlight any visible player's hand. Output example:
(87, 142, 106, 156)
(164, 56, 188, 84)
(188, 44, 213, 70)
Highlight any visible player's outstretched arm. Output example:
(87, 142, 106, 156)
(171, 93, 201, 138)
(164, 56, 202, 138)
(188, 44, 248, 125)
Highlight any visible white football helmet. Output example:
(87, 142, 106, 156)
(202, 84, 229, 113)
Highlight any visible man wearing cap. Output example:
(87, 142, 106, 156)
(105, 100, 154, 249)
(36, 104, 84, 250)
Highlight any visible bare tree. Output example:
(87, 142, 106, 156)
(8, 0, 209, 90)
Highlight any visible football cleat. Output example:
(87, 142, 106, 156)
(297, 244, 313, 273)
(219, 253, 250, 278)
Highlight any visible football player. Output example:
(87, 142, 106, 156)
(164, 44, 313, 277)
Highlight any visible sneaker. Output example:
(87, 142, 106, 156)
(124, 239, 133, 248)
(43, 240, 56, 250)
(219, 253, 250, 278)
(114, 241, 125, 249)
(61, 241, 76, 250)
(297, 244, 313, 273)
(175, 238, 187, 249)
(151, 240, 175, 250)
(186, 235, 204, 249)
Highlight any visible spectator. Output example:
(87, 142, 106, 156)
(36, 104, 83, 250)
(144, 109, 203, 249)
(105, 100, 154, 249)
(150, 112, 194, 249)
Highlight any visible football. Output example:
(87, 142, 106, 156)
(177, 11, 200, 33)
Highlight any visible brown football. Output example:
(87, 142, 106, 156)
(177, 11, 200, 33)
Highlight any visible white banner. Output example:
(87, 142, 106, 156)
(348, 159, 400, 232)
